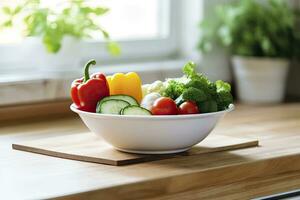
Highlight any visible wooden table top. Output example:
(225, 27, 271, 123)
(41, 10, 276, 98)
(1, 103, 300, 200)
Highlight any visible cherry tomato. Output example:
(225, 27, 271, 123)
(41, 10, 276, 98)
(151, 97, 178, 115)
(178, 101, 199, 115)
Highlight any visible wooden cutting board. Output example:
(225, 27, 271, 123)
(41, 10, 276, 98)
(12, 133, 258, 166)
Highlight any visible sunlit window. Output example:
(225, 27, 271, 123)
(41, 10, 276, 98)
(0, 0, 168, 44)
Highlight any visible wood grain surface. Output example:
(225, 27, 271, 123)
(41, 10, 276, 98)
(12, 133, 258, 166)
(0, 100, 73, 122)
(1, 103, 300, 200)
(145, 171, 300, 200)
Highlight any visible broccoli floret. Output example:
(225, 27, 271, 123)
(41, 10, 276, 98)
(198, 100, 218, 113)
(163, 80, 185, 100)
(185, 80, 207, 91)
(215, 80, 233, 110)
(185, 80, 216, 100)
(182, 87, 207, 103)
(216, 91, 233, 111)
(208, 82, 217, 97)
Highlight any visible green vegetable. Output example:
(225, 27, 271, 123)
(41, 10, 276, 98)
(216, 91, 233, 111)
(198, 100, 218, 113)
(185, 80, 217, 100)
(0, 0, 120, 55)
(163, 61, 233, 113)
(120, 106, 152, 116)
(163, 80, 185, 100)
(182, 87, 207, 103)
(182, 61, 198, 78)
(215, 80, 233, 110)
(96, 99, 129, 114)
(216, 80, 231, 93)
(174, 95, 184, 106)
(183, 62, 217, 97)
(100, 95, 139, 106)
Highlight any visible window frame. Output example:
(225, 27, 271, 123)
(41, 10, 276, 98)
(0, 0, 182, 70)
(79, 0, 181, 64)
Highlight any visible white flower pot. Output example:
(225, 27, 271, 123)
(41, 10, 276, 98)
(232, 56, 290, 104)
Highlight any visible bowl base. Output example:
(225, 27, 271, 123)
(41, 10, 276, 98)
(115, 147, 191, 155)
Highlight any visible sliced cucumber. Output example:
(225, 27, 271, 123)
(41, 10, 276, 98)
(97, 99, 130, 114)
(100, 95, 138, 106)
(121, 105, 152, 116)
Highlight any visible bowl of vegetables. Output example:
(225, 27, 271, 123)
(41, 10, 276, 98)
(71, 60, 234, 154)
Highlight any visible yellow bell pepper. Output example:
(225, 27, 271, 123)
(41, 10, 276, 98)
(106, 72, 143, 103)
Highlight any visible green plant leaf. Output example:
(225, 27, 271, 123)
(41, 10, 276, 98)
(182, 61, 197, 77)
(2, 20, 13, 27)
(107, 42, 121, 56)
(13, 6, 22, 14)
(101, 29, 110, 39)
(1, 0, 120, 55)
(81, 7, 109, 15)
(93, 7, 109, 15)
(198, 0, 298, 58)
(2, 6, 12, 15)
(216, 80, 231, 93)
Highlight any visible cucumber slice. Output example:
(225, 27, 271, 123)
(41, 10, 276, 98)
(97, 99, 130, 114)
(100, 95, 139, 106)
(121, 105, 152, 116)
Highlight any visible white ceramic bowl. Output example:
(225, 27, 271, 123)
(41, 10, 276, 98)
(71, 104, 234, 154)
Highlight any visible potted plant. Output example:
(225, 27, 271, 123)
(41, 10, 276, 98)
(198, 0, 300, 104)
(0, 0, 120, 70)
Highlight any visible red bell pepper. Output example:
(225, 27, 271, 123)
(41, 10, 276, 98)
(71, 59, 109, 112)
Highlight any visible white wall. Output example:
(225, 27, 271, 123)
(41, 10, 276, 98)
(179, 0, 233, 82)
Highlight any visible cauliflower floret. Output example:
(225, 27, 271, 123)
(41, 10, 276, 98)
(140, 92, 161, 110)
(142, 84, 150, 97)
(142, 80, 166, 97)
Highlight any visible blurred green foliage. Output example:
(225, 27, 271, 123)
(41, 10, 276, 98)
(0, 0, 120, 55)
(198, 0, 300, 59)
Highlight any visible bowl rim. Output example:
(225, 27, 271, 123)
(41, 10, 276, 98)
(70, 103, 234, 120)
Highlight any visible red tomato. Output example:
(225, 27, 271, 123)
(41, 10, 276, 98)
(178, 101, 199, 115)
(151, 97, 178, 115)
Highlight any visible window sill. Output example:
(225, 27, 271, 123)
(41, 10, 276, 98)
(0, 59, 186, 106)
